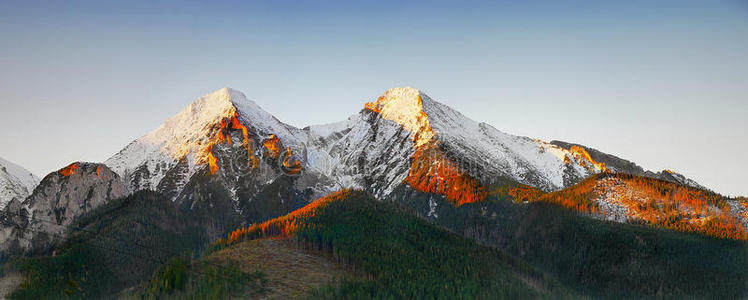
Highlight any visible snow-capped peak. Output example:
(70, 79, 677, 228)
(137, 87, 238, 161)
(105, 87, 305, 194)
(363, 87, 607, 192)
(364, 87, 434, 147)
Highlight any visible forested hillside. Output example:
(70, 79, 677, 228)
(214, 190, 571, 299)
(5, 182, 746, 299)
(397, 184, 748, 299)
(7, 191, 219, 299)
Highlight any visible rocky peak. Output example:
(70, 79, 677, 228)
(1, 162, 127, 254)
(105, 87, 307, 199)
(29, 162, 127, 226)
(365, 87, 434, 147)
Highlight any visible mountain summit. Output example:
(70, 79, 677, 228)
(364, 87, 435, 147)
(105, 88, 305, 195)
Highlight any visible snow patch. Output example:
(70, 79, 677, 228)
(0, 157, 40, 209)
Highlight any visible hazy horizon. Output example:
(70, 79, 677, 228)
(1, 1, 746, 196)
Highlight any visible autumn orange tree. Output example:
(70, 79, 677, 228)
(215, 189, 355, 248)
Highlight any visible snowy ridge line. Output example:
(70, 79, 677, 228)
(102, 86, 701, 202)
(0, 157, 40, 209)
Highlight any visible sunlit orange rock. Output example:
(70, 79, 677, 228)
(364, 99, 382, 113)
(263, 134, 280, 159)
(205, 144, 219, 175)
(229, 112, 250, 147)
(365, 88, 488, 206)
(199, 109, 301, 175)
(60, 163, 79, 176)
(569, 145, 607, 172)
(216, 119, 230, 144)
(282, 147, 303, 175)
(199, 109, 285, 174)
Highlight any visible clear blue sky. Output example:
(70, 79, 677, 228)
(1, 0, 746, 196)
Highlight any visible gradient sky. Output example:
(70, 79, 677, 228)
(1, 0, 746, 196)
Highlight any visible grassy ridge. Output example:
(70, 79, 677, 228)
(140, 256, 266, 299)
(144, 239, 356, 299)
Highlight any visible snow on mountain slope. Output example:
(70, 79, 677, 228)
(424, 94, 596, 190)
(304, 109, 415, 198)
(105, 88, 306, 197)
(104, 86, 697, 210)
(0, 157, 39, 209)
(550, 140, 708, 190)
(301, 86, 597, 202)
(0, 158, 38, 192)
(362, 87, 603, 194)
(295, 87, 609, 206)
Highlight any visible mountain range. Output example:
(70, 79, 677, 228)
(105, 87, 610, 206)
(102, 87, 715, 206)
(1, 87, 746, 298)
(1, 87, 746, 253)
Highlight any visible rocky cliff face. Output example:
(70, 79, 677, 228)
(0, 162, 127, 254)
